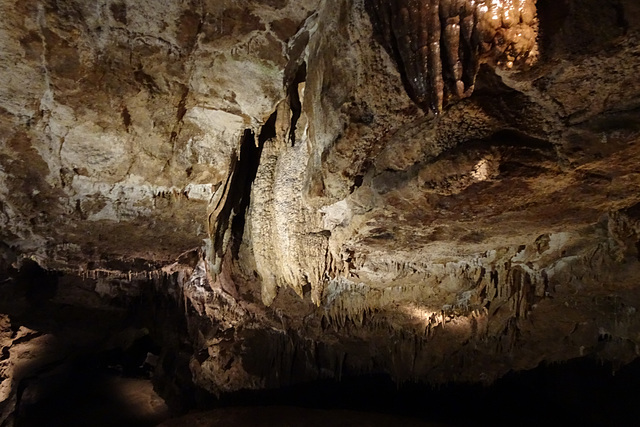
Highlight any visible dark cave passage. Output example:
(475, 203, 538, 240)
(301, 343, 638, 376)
(14, 355, 640, 427)
(16, 366, 169, 427)
(197, 358, 640, 427)
(4, 267, 640, 427)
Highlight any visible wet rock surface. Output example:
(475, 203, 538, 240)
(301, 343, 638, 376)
(1, 0, 640, 424)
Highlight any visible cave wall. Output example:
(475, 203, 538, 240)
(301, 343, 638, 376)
(1, 0, 640, 416)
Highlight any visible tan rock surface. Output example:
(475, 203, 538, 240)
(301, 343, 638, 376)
(1, 0, 640, 414)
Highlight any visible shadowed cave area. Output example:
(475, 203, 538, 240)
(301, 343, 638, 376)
(5, 255, 640, 426)
(7, 267, 640, 427)
(2, 0, 640, 425)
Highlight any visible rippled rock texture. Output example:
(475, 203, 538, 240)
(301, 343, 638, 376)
(365, 0, 538, 112)
(1, 0, 640, 420)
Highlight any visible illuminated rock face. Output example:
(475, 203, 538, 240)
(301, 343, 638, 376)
(1, 0, 640, 415)
(365, 0, 538, 112)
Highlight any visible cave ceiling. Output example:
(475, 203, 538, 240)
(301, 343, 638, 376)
(1, 0, 640, 398)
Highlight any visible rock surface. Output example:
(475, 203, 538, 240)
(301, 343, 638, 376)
(1, 0, 640, 420)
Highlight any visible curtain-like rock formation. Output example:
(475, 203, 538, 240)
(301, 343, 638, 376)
(1, 0, 640, 421)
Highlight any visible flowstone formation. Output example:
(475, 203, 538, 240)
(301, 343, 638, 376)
(1, 0, 640, 422)
(365, 0, 538, 112)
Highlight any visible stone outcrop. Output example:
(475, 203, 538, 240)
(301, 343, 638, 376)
(1, 0, 640, 420)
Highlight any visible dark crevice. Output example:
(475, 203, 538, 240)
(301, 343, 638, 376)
(176, 87, 189, 123)
(133, 68, 160, 94)
(349, 174, 364, 193)
(17, 259, 59, 305)
(121, 106, 131, 132)
(169, 87, 190, 146)
(612, 0, 629, 34)
(258, 110, 278, 145)
(229, 112, 276, 257)
(288, 62, 306, 147)
(214, 112, 277, 258)
(213, 131, 255, 258)
(109, 2, 127, 25)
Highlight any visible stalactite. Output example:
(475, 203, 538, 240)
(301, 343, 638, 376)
(365, 0, 538, 112)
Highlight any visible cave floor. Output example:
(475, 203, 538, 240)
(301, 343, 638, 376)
(16, 370, 169, 427)
(15, 357, 640, 427)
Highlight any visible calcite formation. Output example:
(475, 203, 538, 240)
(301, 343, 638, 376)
(365, 0, 538, 112)
(1, 0, 640, 421)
